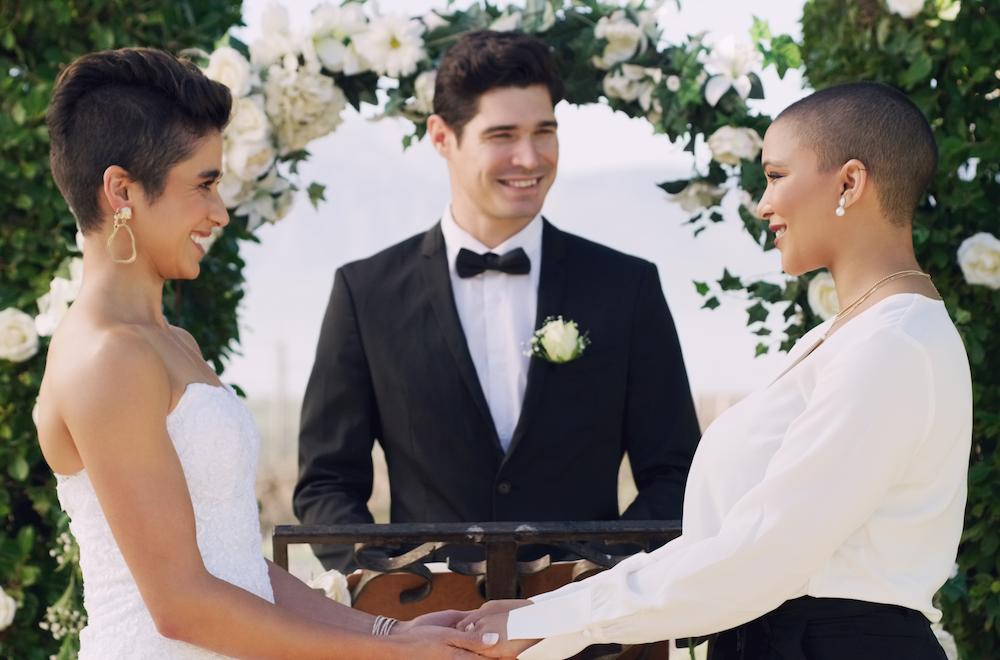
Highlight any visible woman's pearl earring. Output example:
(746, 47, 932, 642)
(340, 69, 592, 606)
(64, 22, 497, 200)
(835, 195, 847, 217)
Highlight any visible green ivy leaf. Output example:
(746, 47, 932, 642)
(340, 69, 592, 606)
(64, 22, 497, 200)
(656, 179, 689, 194)
(718, 269, 744, 291)
(746, 302, 769, 325)
(307, 183, 326, 209)
(702, 296, 720, 311)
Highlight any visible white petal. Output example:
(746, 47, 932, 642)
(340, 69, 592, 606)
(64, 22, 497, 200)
(704, 75, 731, 107)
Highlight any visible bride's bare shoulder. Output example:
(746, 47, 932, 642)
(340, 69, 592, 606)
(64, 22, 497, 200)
(45, 321, 171, 422)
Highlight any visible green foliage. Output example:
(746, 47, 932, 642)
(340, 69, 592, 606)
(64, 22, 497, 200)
(0, 1, 242, 657)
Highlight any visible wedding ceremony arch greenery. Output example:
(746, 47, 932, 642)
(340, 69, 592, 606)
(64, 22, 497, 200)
(0, 0, 996, 657)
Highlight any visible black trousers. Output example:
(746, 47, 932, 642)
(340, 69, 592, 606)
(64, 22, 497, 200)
(706, 596, 948, 660)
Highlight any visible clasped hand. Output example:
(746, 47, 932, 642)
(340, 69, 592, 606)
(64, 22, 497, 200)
(394, 600, 538, 659)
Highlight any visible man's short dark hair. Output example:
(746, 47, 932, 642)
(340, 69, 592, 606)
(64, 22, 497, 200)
(433, 30, 564, 140)
(776, 81, 937, 225)
(47, 47, 232, 233)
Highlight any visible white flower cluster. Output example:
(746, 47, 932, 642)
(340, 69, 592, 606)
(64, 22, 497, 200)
(48, 532, 78, 571)
(39, 600, 86, 641)
(591, 8, 659, 70)
(0, 254, 85, 363)
(603, 64, 664, 121)
(35, 258, 83, 337)
(0, 585, 16, 631)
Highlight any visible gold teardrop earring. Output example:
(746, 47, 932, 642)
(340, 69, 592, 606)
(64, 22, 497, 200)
(107, 207, 137, 264)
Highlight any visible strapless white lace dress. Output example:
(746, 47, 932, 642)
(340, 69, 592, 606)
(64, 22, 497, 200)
(55, 383, 274, 659)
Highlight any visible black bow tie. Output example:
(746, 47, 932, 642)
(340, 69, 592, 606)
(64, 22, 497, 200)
(455, 247, 531, 278)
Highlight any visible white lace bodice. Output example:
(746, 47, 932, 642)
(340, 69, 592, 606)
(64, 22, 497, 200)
(56, 383, 274, 659)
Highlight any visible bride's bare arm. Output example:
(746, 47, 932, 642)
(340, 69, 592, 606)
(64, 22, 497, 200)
(266, 561, 469, 636)
(57, 329, 479, 660)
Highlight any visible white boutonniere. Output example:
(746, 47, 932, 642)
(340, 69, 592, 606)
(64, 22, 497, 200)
(527, 316, 590, 364)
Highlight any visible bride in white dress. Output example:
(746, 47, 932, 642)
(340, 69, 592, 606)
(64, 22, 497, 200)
(34, 47, 494, 659)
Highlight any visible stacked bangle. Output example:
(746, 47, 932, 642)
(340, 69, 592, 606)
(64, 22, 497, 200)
(372, 615, 398, 637)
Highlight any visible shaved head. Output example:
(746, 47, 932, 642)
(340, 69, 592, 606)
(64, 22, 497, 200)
(775, 81, 937, 225)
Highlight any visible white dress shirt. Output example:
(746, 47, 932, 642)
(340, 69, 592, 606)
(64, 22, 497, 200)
(508, 293, 972, 659)
(440, 207, 543, 451)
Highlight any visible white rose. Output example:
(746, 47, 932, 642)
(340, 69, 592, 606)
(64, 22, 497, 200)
(264, 61, 347, 154)
(251, 33, 296, 70)
(671, 181, 725, 213)
(937, 0, 961, 21)
(708, 126, 763, 166)
(592, 11, 643, 70)
(354, 15, 427, 78)
(0, 308, 39, 363)
(35, 276, 78, 338)
(539, 318, 583, 363)
(225, 138, 276, 182)
(250, 4, 295, 70)
(0, 586, 17, 631)
(603, 70, 643, 102)
(807, 271, 840, 321)
(666, 74, 681, 92)
(308, 570, 352, 606)
(411, 69, 437, 114)
(490, 11, 522, 32)
(957, 232, 1000, 289)
(604, 65, 659, 106)
(886, 0, 926, 18)
(228, 95, 270, 144)
(218, 171, 254, 208)
(311, 3, 369, 74)
(204, 46, 252, 98)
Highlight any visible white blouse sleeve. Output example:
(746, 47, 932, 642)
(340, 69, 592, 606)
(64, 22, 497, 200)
(508, 330, 935, 660)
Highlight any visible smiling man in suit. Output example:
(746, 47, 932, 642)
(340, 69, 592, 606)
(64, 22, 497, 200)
(294, 30, 701, 571)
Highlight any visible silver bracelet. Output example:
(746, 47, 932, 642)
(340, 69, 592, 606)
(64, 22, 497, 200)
(372, 615, 398, 637)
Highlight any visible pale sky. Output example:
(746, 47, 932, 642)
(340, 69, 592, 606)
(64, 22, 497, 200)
(223, 0, 809, 404)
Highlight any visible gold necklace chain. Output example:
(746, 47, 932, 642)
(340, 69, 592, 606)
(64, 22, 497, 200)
(823, 269, 931, 339)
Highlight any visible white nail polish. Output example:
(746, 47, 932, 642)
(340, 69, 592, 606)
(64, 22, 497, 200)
(482, 632, 500, 645)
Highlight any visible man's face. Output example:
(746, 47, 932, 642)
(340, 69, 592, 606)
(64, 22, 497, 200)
(442, 84, 559, 226)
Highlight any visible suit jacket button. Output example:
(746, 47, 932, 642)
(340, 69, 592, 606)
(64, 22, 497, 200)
(496, 481, 512, 495)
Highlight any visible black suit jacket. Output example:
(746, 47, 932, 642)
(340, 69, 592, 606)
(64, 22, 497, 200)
(294, 220, 700, 570)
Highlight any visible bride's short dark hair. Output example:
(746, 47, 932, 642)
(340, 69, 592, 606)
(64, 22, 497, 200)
(776, 81, 937, 226)
(433, 30, 564, 141)
(46, 47, 232, 233)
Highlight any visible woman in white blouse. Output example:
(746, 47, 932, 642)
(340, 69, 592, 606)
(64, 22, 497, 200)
(456, 82, 971, 660)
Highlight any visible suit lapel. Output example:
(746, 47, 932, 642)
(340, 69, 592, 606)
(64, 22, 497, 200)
(419, 225, 503, 454)
(504, 219, 569, 460)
